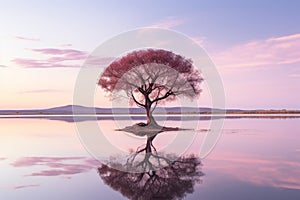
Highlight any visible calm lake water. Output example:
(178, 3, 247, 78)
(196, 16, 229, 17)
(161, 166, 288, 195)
(0, 117, 300, 199)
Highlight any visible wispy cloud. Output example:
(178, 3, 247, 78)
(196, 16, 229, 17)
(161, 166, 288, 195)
(149, 17, 185, 29)
(267, 34, 300, 42)
(19, 89, 65, 94)
(191, 36, 206, 46)
(11, 157, 85, 167)
(0, 184, 40, 190)
(31, 48, 87, 57)
(213, 33, 300, 69)
(13, 47, 89, 68)
(11, 157, 100, 178)
(60, 43, 72, 47)
(85, 56, 115, 66)
(14, 58, 81, 68)
(0, 158, 6, 161)
(208, 153, 300, 190)
(14, 36, 40, 42)
(0, 65, 8, 68)
(289, 74, 300, 77)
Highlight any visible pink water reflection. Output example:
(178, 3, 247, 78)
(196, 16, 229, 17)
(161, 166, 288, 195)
(0, 117, 299, 199)
(204, 118, 300, 190)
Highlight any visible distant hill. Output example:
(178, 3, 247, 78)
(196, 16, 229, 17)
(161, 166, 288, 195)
(0, 105, 299, 115)
(0, 105, 218, 115)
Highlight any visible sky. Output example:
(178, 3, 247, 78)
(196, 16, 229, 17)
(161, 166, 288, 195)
(0, 0, 300, 109)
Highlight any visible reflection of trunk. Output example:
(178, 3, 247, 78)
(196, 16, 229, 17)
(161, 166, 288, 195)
(145, 137, 152, 153)
(145, 134, 157, 154)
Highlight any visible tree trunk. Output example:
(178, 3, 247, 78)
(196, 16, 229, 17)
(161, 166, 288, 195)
(146, 105, 158, 126)
(145, 95, 155, 125)
(146, 105, 152, 124)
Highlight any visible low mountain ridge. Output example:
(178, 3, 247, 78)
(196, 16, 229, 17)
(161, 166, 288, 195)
(0, 105, 298, 115)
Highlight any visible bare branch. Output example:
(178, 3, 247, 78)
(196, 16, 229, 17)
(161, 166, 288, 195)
(132, 68, 146, 87)
(151, 101, 158, 112)
(122, 79, 140, 89)
(152, 89, 173, 103)
(131, 92, 145, 108)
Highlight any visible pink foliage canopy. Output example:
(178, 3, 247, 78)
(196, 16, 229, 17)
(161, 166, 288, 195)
(98, 49, 203, 107)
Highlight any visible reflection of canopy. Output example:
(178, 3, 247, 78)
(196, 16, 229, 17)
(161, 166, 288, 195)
(98, 154, 204, 200)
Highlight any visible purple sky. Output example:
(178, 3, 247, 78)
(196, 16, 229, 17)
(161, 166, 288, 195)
(0, 0, 299, 109)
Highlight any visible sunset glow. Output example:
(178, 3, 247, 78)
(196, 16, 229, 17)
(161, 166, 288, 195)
(0, 1, 299, 109)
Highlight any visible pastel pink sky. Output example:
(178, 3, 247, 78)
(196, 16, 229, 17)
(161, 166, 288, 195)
(0, 1, 299, 109)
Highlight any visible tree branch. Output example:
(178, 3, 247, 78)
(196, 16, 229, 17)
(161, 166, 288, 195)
(150, 86, 162, 111)
(131, 92, 145, 108)
(152, 89, 173, 103)
(123, 80, 140, 89)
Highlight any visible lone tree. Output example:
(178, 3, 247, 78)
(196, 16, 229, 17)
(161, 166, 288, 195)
(98, 49, 203, 126)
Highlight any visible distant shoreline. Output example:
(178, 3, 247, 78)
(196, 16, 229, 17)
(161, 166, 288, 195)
(0, 105, 299, 116)
(1, 112, 300, 115)
(1, 114, 300, 123)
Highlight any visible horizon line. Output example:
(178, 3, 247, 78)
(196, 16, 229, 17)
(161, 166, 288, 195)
(0, 104, 299, 111)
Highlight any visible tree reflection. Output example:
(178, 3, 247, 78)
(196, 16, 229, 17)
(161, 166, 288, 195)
(98, 133, 204, 200)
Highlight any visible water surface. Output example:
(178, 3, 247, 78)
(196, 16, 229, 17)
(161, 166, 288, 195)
(0, 117, 299, 199)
